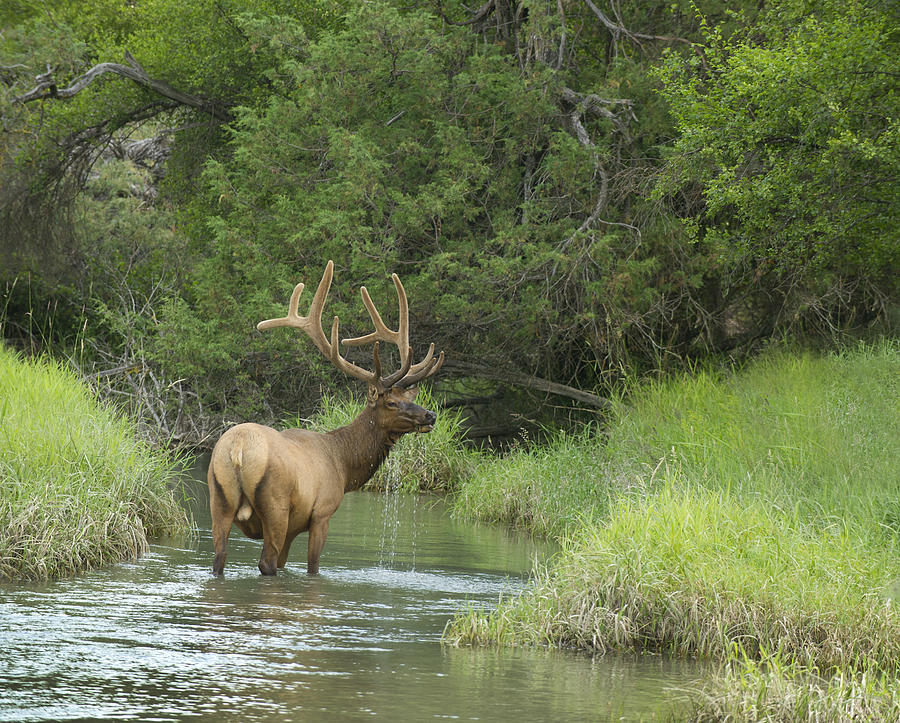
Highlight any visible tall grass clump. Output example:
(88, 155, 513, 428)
(452, 341, 900, 541)
(293, 386, 479, 492)
(446, 484, 900, 672)
(451, 428, 631, 537)
(0, 345, 190, 580)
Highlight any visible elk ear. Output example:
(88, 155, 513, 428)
(367, 384, 380, 404)
(401, 386, 420, 401)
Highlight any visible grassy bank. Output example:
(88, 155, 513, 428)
(444, 340, 900, 716)
(448, 485, 900, 667)
(0, 345, 190, 580)
(451, 341, 900, 541)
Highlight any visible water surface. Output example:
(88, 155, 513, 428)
(0, 480, 702, 721)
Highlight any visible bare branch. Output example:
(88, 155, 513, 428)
(13, 51, 231, 122)
(557, 86, 642, 250)
(582, 0, 691, 46)
(444, 360, 611, 409)
(435, 0, 496, 27)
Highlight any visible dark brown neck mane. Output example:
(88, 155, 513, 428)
(328, 405, 397, 492)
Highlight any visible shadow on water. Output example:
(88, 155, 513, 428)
(0, 463, 706, 721)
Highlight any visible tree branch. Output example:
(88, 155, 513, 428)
(444, 360, 611, 409)
(557, 87, 641, 248)
(14, 51, 231, 122)
(582, 0, 692, 45)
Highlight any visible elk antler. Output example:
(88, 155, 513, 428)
(257, 260, 444, 390)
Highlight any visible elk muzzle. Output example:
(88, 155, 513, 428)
(418, 408, 437, 433)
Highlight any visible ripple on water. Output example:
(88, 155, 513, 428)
(0, 489, 704, 722)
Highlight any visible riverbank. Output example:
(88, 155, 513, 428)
(443, 340, 900, 717)
(0, 345, 190, 580)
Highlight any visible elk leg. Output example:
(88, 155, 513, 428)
(257, 505, 290, 576)
(209, 471, 235, 576)
(307, 517, 330, 575)
(277, 530, 300, 569)
(211, 514, 234, 576)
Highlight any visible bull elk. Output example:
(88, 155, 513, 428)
(208, 260, 443, 575)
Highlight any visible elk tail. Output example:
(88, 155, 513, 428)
(230, 444, 254, 521)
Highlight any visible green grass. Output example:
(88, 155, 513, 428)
(444, 340, 900, 718)
(287, 386, 480, 493)
(687, 656, 900, 722)
(451, 427, 630, 537)
(605, 341, 900, 541)
(0, 344, 190, 580)
(451, 340, 900, 542)
(446, 484, 900, 670)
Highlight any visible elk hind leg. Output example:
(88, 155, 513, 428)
(277, 529, 300, 570)
(256, 496, 290, 576)
(209, 468, 236, 576)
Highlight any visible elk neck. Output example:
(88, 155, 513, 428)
(327, 404, 400, 492)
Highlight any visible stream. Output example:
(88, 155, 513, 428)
(0, 470, 704, 721)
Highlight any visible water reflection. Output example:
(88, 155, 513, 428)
(0, 482, 703, 721)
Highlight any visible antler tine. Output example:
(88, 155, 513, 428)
(259, 261, 442, 391)
(384, 342, 433, 387)
(396, 350, 444, 389)
(257, 260, 375, 384)
(328, 313, 378, 382)
(341, 272, 413, 385)
(257, 260, 335, 354)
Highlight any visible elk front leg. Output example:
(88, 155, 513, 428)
(307, 517, 330, 575)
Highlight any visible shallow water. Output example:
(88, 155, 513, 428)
(0, 477, 703, 721)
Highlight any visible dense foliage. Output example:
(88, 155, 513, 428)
(1, 0, 896, 443)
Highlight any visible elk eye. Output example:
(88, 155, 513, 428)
(386, 400, 398, 409)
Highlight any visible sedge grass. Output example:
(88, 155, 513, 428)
(0, 345, 190, 580)
(451, 340, 900, 542)
(605, 340, 900, 542)
(686, 655, 900, 722)
(446, 341, 900, 687)
(451, 427, 638, 538)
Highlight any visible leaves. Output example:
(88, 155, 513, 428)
(657, 0, 899, 276)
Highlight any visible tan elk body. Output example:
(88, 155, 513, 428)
(208, 261, 443, 575)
